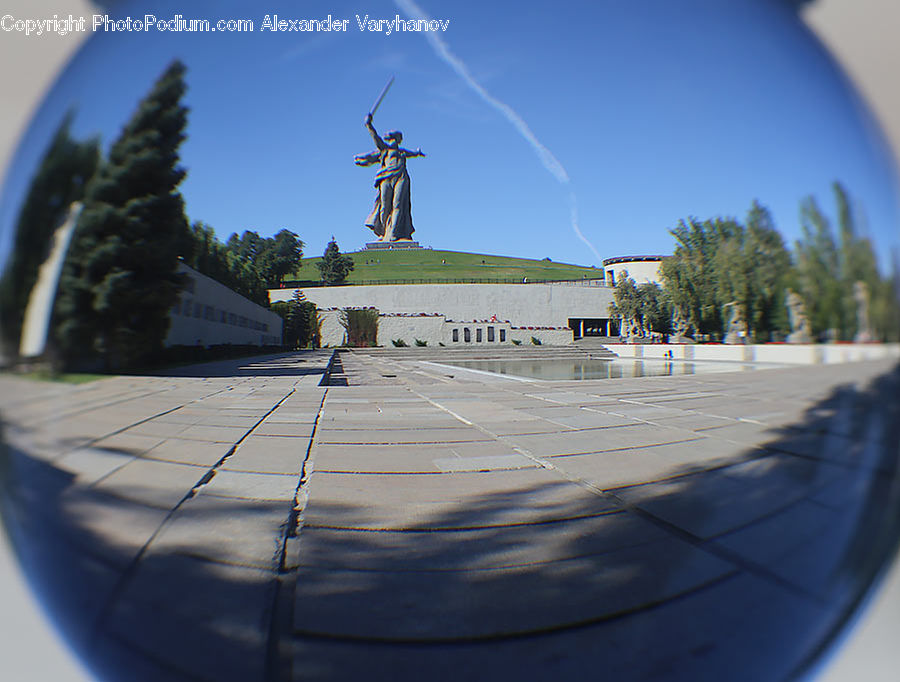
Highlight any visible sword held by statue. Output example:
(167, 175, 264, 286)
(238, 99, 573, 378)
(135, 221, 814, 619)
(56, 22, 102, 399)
(368, 76, 394, 119)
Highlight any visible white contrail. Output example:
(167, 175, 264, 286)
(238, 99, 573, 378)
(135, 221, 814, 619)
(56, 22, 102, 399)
(393, 0, 604, 263)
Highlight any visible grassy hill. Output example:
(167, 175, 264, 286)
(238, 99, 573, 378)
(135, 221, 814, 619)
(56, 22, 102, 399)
(287, 249, 603, 286)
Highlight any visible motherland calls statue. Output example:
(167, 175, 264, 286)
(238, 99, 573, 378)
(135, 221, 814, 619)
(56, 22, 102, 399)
(854, 280, 875, 343)
(354, 78, 425, 242)
(785, 290, 812, 344)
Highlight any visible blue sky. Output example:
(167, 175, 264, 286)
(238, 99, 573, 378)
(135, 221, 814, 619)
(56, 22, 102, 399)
(2, 0, 898, 270)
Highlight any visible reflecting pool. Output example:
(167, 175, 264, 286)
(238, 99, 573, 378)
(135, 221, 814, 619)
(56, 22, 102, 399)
(439, 358, 786, 381)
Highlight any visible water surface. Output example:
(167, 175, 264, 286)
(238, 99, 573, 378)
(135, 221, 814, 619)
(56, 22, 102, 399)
(440, 358, 781, 381)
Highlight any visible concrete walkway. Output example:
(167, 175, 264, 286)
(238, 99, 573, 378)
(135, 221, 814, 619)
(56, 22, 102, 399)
(1, 350, 899, 681)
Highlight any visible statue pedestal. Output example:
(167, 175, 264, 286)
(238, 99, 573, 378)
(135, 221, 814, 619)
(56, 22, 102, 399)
(365, 240, 422, 250)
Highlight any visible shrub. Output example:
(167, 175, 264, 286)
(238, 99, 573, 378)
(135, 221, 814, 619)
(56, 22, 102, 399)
(392, 338, 408, 347)
(339, 307, 378, 347)
(531, 336, 542, 345)
(511, 339, 522, 346)
(414, 339, 427, 347)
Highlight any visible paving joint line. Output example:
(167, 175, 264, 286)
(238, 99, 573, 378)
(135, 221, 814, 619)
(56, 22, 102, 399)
(266, 388, 329, 682)
(88, 384, 299, 650)
(279, 388, 329, 571)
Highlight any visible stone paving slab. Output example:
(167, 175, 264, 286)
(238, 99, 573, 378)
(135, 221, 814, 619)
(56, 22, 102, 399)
(201, 469, 298, 502)
(484, 418, 580, 435)
(289, 567, 834, 682)
(311, 440, 528, 474)
(186, 414, 266, 428)
(56, 488, 171, 569)
(809, 466, 880, 511)
(649, 412, 740, 430)
(142, 438, 233, 467)
(314, 415, 461, 429)
(295, 511, 665, 571)
(766, 512, 868, 602)
(503, 423, 703, 456)
(546, 438, 761, 490)
(293, 533, 735, 639)
(303, 470, 617, 530)
(56, 445, 137, 485)
(2, 354, 898, 682)
(175, 424, 254, 443)
(316, 415, 462, 430)
(103, 553, 274, 682)
(260, 410, 321, 424)
(250, 421, 316, 437)
(518, 407, 638, 430)
(125, 420, 193, 438)
(521, 390, 602, 405)
(614, 453, 848, 539)
(693, 420, 790, 444)
(46, 410, 141, 438)
(432, 453, 538, 472)
(221, 435, 308, 475)
(602, 403, 699, 420)
(91, 432, 168, 456)
(314, 427, 491, 444)
(150, 494, 290, 569)
(92, 458, 205, 509)
(708, 498, 845, 589)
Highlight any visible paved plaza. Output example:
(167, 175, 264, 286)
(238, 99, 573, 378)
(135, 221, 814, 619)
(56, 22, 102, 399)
(1, 349, 899, 681)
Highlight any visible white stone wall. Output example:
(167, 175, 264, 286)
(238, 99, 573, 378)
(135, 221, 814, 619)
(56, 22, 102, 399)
(166, 263, 283, 347)
(379, 315, 448, 346)
(271, 282, 614, 329)
(508, 328, 574, 346)
(604, 259, 663, 286)
(317, 309, 573, 347)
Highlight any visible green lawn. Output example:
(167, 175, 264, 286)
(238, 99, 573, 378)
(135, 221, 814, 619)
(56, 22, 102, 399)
(288, 249, 603, 285)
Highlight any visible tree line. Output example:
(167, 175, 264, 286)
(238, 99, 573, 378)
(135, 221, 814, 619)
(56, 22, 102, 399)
(0, 60, 354, 370)
(611, 187, 900, 343)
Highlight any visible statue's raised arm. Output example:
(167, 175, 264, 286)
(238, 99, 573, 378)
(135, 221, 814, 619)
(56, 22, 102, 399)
(365, 113, 387, 151)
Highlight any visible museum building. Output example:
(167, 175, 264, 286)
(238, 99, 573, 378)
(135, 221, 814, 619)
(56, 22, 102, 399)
(166, 263, 282, 347)
(267, 255, 666, 347)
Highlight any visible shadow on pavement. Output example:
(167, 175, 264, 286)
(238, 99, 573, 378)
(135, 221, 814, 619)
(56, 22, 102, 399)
(145, 351, 332, 379)
(0, 364, 898, 681)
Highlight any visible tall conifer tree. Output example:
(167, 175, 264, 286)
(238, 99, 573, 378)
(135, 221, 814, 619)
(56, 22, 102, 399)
(316, 238, 355, 286)
(55, 61, 191, 369)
